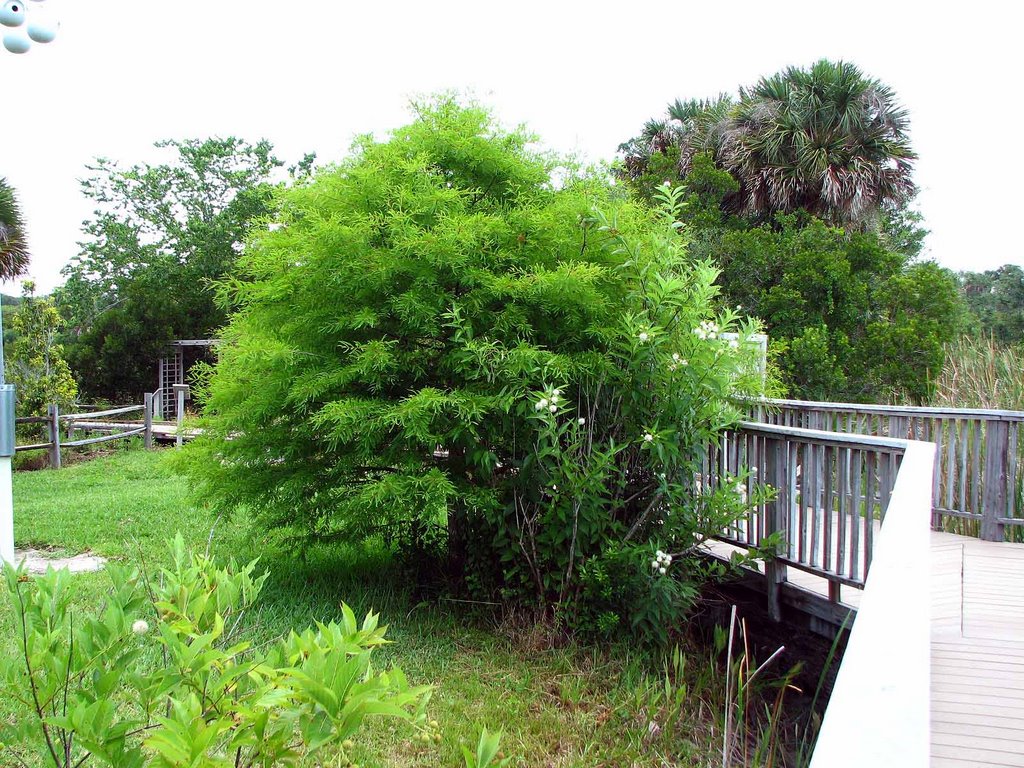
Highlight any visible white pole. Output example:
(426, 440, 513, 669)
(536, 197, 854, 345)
(0, 456, 12, 564)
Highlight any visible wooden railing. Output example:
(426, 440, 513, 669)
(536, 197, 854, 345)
(15, 392, 158, 469)
(709, 422, 908, 621)
(749, 398, 1024, 541)
(706, 421, 933, 765)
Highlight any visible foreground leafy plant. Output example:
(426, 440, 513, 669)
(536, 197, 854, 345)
(462, 727, 511, 768)
(0, 535, 430, 767)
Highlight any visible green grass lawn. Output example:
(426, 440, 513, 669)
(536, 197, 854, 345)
(3, 448, 786, 767)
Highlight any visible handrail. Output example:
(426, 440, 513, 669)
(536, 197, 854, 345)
(712, 422, 907, 616)
(749, 398, 1024, 540)
(63, 404, 144, 421)
(737, 420, 909, 451)
(808, 440, 933, 768)
(708, 420, 932, 765)
(754, 396, 1024, 421)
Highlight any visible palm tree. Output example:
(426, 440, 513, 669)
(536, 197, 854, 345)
(620, 60, 917, 228)
(0, 177, 30, 280)
(723, 60, 916, 226)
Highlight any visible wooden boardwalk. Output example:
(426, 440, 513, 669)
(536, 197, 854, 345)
(710, 530, 1024, 765)
(931, 532, 1024, 767)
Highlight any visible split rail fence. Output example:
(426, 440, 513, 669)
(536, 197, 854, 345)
(13, 388, 187, 468)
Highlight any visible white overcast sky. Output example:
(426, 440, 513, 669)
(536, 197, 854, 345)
(2, 0, 1022, 294)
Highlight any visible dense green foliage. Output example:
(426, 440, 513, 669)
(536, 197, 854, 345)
(620, 61, 962, 403)
(6, 280, 78, 417)
(958, 264, 1024, 344)
(708, 212, 962, 402)
(181, 101, 768, 641)
(620, 60, 916, 228)
(1, 536, 430, 767)
(0, 177, 30, 280)
(56, 138, 283, 401)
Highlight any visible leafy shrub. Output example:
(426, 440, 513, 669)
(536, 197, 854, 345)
(181, 99, 768, 642)
(0, 535, 430, 767)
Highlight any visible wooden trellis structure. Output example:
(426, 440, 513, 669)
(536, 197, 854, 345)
(156, 340, 217, 419)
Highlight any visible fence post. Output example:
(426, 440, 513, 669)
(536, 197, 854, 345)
(981, 420, 1009, 542)
(764, 437, 789, 621)
(143, 393, 154, 450)
(173, 384, 189, 449)
(47, 404, 61, 470)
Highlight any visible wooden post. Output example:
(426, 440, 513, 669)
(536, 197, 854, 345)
(143, 393, 154, 450)
(981, 420, 1009, 542)
(764, 436, 789, 621)
(47, 404, 61, 470)
(173, 384, 189, 449)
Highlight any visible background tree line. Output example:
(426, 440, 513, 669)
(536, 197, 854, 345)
(2, 60, 1021, 413)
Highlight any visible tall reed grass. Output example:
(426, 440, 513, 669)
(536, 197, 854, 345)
(929, 336, 1024, 540)
(931, 336, 1024, 411)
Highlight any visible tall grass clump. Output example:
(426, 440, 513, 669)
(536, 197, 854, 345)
(931, 336, 1024, 410)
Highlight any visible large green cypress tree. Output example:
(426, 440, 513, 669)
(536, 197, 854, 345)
(183, 100, 766, 638)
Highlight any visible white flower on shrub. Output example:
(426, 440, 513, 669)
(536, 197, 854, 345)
(578, 417, 586, 426)
(693, 320, 719, 340)
(638, 331, 649, 343)
(548, 404, 558, 413)
(735, 481, 748, 504)
(643, 432, 655, 443)
(132, 619, 149, 635)
(653, 549, 673, 576)
(535, 398, 549, 411)
(728, 338, 739, 350)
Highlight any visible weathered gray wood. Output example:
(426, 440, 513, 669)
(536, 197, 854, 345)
(850, 450, 863, 582)
(15, 440, 54, 452)
(62, 404, 144, 421)
(14, 416, 49, 425)
(764, 437, 788, 621)
(823, 445, 834, 573)
(63, 426, 146, 448)
(865, 450, 877, 577)
(944, 419, 955, 513)
(958, 419, 969, 514)
(754, 397, 1024, 421)
(837, 449, 849, 578)
(143, 393, 154, 450)
(971, 420, 982, 521)
(47, 404, 61, 469)
(173, 384, 189, 449)
(1008, 423, 1018, 521)
(748, 399, 1024, 535)
(982, 421, 1010, 542)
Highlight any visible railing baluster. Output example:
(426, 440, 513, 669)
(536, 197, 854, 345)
(849, 450, 863, 583)
(865, 450, 877, 578)
(823, 445, 834, 574)
(957, 419, 968, 516)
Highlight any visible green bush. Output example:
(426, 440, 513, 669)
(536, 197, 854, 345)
(0, 535, 430, 767)
(181, 99, 768, 642)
